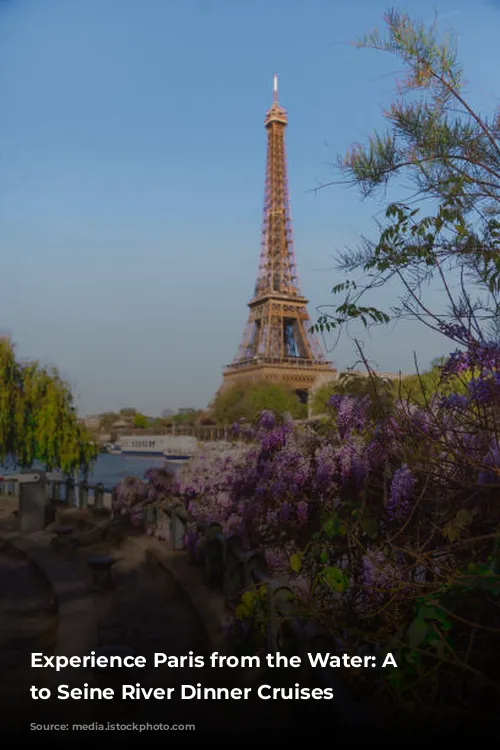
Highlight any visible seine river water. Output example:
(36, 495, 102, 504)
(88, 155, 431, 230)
(86, 453, 182, 487)
(1, 453, 180, 489)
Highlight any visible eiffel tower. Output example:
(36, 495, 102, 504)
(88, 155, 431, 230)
(222, 75, 335, 402)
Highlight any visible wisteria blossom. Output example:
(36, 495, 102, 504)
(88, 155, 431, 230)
(477, 442, 500, 485)
(388, 465, 416, 520)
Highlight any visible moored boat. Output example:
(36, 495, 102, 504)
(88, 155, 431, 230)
(118, 434, 198, 461)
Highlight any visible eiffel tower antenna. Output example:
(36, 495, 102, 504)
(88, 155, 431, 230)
(221, 77, 335, 402)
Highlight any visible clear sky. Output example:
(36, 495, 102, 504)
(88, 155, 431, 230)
(1, 0, 499, 416)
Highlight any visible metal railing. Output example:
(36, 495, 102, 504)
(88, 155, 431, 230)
(225, 355, 333, 370)
(116, 425, 232, 440)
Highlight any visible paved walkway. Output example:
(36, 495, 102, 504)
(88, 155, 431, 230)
(67, 531, 219, 728)
(68, 529, 294, 732)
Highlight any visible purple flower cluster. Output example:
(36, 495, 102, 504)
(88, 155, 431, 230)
(259, 409, 276, 429)
(279, 501, 292, 523)
(329, 395, 369, 438)
(261, 445, 311, 498)
(388, 465, 416, 520)
(315, 444, 337, 489)
(441, 340, 500, 381)
(172, 445, 257, 534)
(467, 372, 500, 405)
(365, 436, 387, 468)
(296, 500, 309, 523)
(143, 467, 175, 503)
(439, 393, 470, 410)
(338, 438, 369, 486)
(260, 425, 290, 453)
(411, 406, 433, 431)
(437, 321, 470, 343)
(114, 476, 147, 511)
(478, 442, 500, 485)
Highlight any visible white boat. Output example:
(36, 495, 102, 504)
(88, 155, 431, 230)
(118, 434, 198, 462)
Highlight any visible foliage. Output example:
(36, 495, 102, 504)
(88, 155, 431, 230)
(132, 413, 149, 429)
(211, 378, 307, 423)
(0, 338, 98, 474)
(310, 381, 336, 416)
(311, 370, 396, 418)
(312, 8, 500, 350)
(311, 362, 474, 413)
(170, 410, 204, 425)
(147, 417, 167, 429)
(398, 361, 471, 405)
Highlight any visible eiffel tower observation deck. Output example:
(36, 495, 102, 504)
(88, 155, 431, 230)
(222, 75, 335, 401)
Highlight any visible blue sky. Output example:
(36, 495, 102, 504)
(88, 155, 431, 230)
(1, 0, 499, 416)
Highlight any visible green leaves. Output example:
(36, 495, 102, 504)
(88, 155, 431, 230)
(331, 280, 357, 294)
(211, 378, 307, 422)
(442, 509, 472, 542)
(407, 599, 453, 657)
(235, 586, 268, 622)
(329, 10, 500, 349)
(319, 550, 329, 564)
(312, 305, 390, 334)
(407, 618, 430, 649)
(321, 513, 346, 539)
(360, 514, 379, 540)
(321, 565, 348, 593)
(458, 561, 500, 596)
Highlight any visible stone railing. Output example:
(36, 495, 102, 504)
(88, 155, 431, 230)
(0, 471, 115, 533)
(0, 474, 113, 509)
(143, 503, 188, 551)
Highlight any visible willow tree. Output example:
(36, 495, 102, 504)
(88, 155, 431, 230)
(0, 338, 98, 474)
(314, 9, 500, 349)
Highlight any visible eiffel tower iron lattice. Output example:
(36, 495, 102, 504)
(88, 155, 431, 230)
(222, 76, 335, 400)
